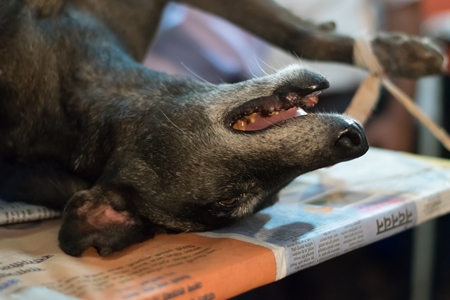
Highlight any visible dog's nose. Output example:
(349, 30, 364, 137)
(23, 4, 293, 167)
(336, 126, 363, 148)
(335, 121, 368, 154)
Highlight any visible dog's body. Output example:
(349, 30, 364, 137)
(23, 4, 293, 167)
(0, 0, 442, 256)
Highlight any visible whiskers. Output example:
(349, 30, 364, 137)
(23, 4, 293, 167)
(180, 62, 210, 83)
(250, 51, 309, 79)
(251, 55, 271, 77)
(156, 106, 186, 134)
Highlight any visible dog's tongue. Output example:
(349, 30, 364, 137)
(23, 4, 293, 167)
(245, 106, 308, 131)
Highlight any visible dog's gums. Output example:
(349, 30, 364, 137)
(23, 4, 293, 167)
(232, 105, 311, 131)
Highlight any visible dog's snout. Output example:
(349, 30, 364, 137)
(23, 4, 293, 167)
(335, 122, 368, 155)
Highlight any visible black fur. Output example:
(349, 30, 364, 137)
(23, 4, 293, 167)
(0, 0, 369, 256)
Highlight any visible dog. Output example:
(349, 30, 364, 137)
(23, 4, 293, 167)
(0, 0, 443, 257)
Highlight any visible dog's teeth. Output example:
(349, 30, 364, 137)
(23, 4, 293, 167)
(303, 95, 319, 108)
(269, 111, 280, 116)
(248, 113, 257, 123)
(297, 107, 308, 116)
(233, 120, 247, 130)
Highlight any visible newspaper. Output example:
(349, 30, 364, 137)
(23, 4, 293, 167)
(0, 202, 60, 225)
(1, 147, 450, 299)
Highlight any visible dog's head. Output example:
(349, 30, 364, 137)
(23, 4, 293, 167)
(97, 65, 368, 232)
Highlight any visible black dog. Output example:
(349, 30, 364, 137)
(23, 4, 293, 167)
(0, 0, 442, 256)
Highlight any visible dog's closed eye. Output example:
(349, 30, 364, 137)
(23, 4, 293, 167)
(218, 198, 239, 207)
(217, 194, 244, 207)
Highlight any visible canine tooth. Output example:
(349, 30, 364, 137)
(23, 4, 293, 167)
(297, 108, 308, 116)
(248, 113, 257, 123)
(233, 120, 246, 131)
(270, 111, 279, 116)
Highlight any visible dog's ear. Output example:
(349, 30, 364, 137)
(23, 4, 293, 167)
(58, 185, 163, 257)
(27, 0, 65, 18)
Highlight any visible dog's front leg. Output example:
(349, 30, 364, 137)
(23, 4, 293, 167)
(58, 185, 164, 257)
(177, 0, 351, 63)
(178, 0, 445, 78)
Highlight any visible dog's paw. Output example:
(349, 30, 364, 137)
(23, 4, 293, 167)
(317, 21, 335, 31)
(371, 32, 445, 78)
(58, 187, 158, 257)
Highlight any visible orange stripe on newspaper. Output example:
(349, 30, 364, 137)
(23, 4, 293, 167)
(0, 226, 276, 300)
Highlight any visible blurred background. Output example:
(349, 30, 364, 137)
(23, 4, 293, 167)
(143, 0, 450, 299)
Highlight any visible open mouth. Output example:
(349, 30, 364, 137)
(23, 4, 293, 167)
(229, 88, 327, 131)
